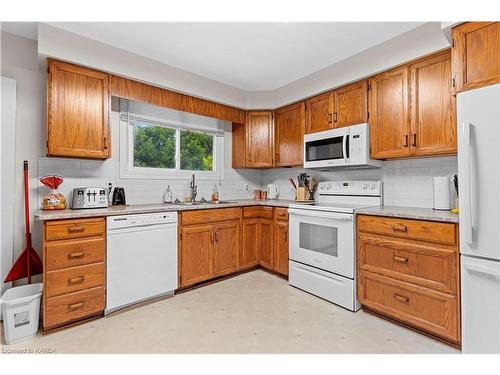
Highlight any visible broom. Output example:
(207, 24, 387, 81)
(4, 161, 43, 284)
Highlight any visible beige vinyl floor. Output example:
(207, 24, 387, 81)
(1, 270, 459, 354)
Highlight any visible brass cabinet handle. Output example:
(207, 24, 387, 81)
(285, 229, 288, 242)
(210, 232, 214, 242)
(393, 255, 409, 264)
(67, 302, 84, 311)
(215, 231, 219, 242)
(68, 225, 85, 233)
(403, 135, 409, 148)
(67, 276, 85, 285)
(411, 133, 417, 147)
(277, 212, 286, 216)
(391, 224, 408, 232)
(328, 113, 333, 123)
(333, 112, 338, 123)
(68, 252, 85, 259)
(393, 293, 410, 304)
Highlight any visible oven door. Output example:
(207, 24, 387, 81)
(303, 128, 349, 168)
(288, 208, 354, 278)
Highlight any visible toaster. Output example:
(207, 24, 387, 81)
(71, 187, 109, 209)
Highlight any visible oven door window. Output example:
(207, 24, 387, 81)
(299, 222, 338, 257)
(305, 136, 344, 162)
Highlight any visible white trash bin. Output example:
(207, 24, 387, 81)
(1, 283, 43, 345)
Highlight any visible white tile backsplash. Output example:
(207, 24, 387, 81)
(262, 156, 458, 209)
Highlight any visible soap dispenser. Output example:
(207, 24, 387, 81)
(164, 185, 173, 203)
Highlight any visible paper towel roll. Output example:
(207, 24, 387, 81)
(433, 176, 451, 210)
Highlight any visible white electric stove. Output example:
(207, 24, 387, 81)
(288, 180, 382, 311)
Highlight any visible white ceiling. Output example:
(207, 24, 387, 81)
(45, 22, 424, 91)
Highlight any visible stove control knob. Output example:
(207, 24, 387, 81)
(320, 185, 325, 190)
(325, 184, 331, 189)
(369, 183, 376, 190)
(362, 184, 368, 190)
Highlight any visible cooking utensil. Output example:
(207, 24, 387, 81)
(288, 178, 297, 190)
(453, 174, 458, 196)
(4, 161, 43, 283)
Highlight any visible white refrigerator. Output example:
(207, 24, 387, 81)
(458, 84, 500, 354)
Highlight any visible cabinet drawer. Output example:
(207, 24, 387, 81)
(358, 234, 458, 294)
(357, 215, 456, 245)
(274, 207, 288, 221)
(45, 218, 105, 241)
(45, 238, 105, 271)
(181, 207, 241, 225)
(243, 206, 273, 219)
(45, 263, 105, 298)
(358, 271, 460, 343)
(44, 287, 104, 329)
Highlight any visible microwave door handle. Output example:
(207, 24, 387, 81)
(342, 134, 348, 163)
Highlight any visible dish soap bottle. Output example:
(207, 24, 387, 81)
(211, 184, 219, 202)
(164, 185, 173, 203)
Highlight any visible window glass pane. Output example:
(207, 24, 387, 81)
(180, 130, 214, 171)
(133, 122, 176, 169)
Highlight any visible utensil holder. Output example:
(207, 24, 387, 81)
(296, 187, 309, 201)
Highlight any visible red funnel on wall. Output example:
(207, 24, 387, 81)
(4, 161, 43, 284)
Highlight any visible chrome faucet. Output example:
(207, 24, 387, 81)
(189, 173, 197, 202)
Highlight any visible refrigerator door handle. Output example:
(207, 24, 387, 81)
(462, 122, 474, 245)
(464, 262, 500, 278)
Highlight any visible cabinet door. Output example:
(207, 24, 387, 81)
(180, 225, 213, 287)
(246, 111, 274, 168)
(332, 80, 368, 128)
(47, 59, 110, 159)
(274, 102, 305, 167)
(452, 22, 500, 93)
(273, 220, 289, 276)
(213, 220, 240, 277)
(259, 219, 274, 270)
(410, 51, 457, 156)
(242, 219, 259, 268)
(305, 91, 333, 134)
(369, 67, 411, 159)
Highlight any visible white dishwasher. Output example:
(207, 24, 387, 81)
(106, 212, 178, 314)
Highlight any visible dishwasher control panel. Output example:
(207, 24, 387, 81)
(107, 212, 178, 230)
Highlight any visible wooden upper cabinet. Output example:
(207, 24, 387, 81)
(369, 66, 411, 159)
(274, 102, 305, 167)
(305, 91, 333, 134)
(246, 111, 274, 168)
(47, 59, 110, 159)
(332, 80, 368, 128)
(452, 22, 500, 93)
(410, 51, 456, 156)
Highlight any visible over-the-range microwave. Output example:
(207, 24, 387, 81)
(303, 123, 381, 169)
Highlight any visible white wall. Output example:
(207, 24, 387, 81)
(262, 156, 458, 208)
(1, 31, 45, 284)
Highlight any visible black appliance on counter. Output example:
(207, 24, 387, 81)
(112, 187, 126, 206)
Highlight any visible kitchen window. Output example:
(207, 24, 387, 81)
(118, 98, 224, 180)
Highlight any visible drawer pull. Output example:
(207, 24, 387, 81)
(391, 224, 408, 232)
(393, 255, 409, 264)
(68, 225, 85, 233)
(68, 252, 85, 259)
(68, 276, 85, 285)
(393, 293, 410, 304)
(67, 302, 84, 311)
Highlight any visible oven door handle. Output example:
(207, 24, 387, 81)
(288, 208, 353, 221)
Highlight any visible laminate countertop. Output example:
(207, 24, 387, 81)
(34, 199, 296, 221)
(355, 205, 459, 223)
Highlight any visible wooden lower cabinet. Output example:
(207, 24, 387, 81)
(357, 214, 460, 346)
(180, 224, 214, 287)
(43, 218, 106, 331)
(258, 219, 274, 270)
(242, 219, 260, 269)
(213, 220, 240, 277)
(273, 220, 289, 276)
(179, 209, 241, 288)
